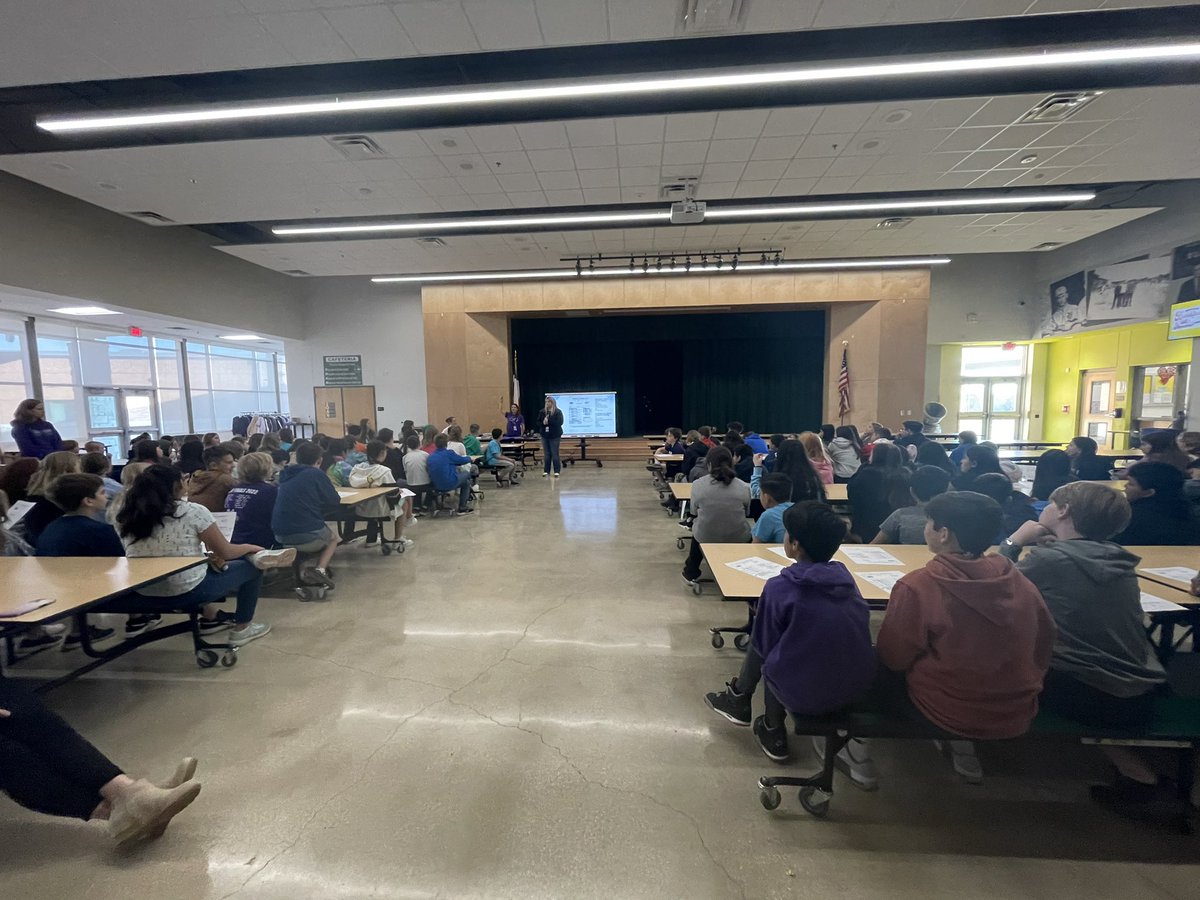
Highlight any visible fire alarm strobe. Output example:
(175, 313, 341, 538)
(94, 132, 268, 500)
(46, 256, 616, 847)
(670, 198, 706, 225)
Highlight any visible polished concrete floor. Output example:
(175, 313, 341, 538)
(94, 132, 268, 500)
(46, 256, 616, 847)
(3, 465, 1198, 898)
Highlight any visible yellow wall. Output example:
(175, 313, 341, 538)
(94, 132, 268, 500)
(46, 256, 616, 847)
(1038, 321, 1190, 442)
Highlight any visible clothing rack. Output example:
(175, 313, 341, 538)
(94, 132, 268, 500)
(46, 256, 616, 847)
(232, 412, 291, 436)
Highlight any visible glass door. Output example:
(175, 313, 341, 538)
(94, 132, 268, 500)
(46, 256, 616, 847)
(1132, 364, 1187, 438)
(86, 388, 159, 460)
(1079, 369, 1116, 447)
(958, 378, 1023, 441)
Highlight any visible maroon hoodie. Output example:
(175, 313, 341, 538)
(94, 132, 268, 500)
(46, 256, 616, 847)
(877, 553, 1056, 740)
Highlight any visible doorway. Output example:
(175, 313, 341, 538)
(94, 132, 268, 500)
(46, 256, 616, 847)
(86, 388, 159, 459)
(314, 386, 377, 436)
(1079, 369, 1117, 447)
(957, 378, 1023, 442)
(633, 342, 683, 435)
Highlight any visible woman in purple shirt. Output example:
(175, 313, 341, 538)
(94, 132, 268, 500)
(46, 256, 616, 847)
(504, 403, 525, 438)
(11, 399, 63, 459)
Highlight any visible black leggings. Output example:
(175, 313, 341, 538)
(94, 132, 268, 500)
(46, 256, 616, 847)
(0, 680, 122, 820)
(734, 648, 786, 728)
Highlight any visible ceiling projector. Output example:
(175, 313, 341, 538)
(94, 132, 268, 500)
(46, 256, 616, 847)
(670, 198, 706, 224)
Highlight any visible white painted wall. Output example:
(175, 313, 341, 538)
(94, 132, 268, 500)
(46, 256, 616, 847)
(927, 252, 1040, 344)
(286, 280, 427, 428)
(0, 172, 305, 339)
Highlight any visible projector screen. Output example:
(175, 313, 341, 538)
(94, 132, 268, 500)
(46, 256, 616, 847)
(547, 391, 618, 437)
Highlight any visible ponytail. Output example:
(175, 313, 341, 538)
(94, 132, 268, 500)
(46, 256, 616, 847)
(116, 465, 182, 543)
(705, 446, 736, 485)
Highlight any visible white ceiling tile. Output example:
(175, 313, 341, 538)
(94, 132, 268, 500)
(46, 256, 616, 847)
(369, 131, 435, 158)
(963, 94, 1044, 127)
(544, 188, 586, 205)
(616, 116, 667, 145)
(506, 190, 549, 207)
(573, 146, 619, 169)
(517, 121, 571, 149)
(751, 136, 806, 160)
(537, 170, 582, 190)
(824, 156, 874, 177)
(705, 139, 757, 163)
(662, 142, 709, 165)
(534, 0, 609, 44)
(1042, 145, 1106, 167)
(256, 9, 355, 61)
(935, 172, 980, 189)
(732, 181, 778, 199)
(697, 183, 738, 200)
(482, 151, 533, 174)
(853, 175, 907, 193)
(322, 4, 417, 58)
(618, 166, 661, 186)
(811, 104, 876, 134)
(926, 98, 991, 128)
(665, 113, 718, 142)
(1003, 168, 1071, 187)
(1028, 121, 1106, 147)
(578, 168, 620, 188)
(462, 0, 543, 50)
(583, 187, 623, 204)
(621, 186, 655, 202)
(618, 143, 663, 167)
(866, 155, 915, 176)
(713, 109, 770, 140)
(742, 160, 790, 180)
(467, 125, 524, 152)
(420, 128, 479, 155)
(793, 134, 853, 158)
(443, 153, 489, 173)
(760, 107, 822, 137)
(701, 162, 746, 182)
(399, 156, 455, 178)
(527, 148, 576, 171)
(782, 157, 834, 178)
(456, 174, 504, 193)
(936, 126, 1006, 152)
(743, 0, 820, 30)
(565, 119, 617, 147)
(496, 172, 542, 191)
(420, 177, 464, 197)
(968, 171, 1020, 188)
(394, 1, 481, 53)
(607, 0, 676, 41)
(813, 176, 861, 194)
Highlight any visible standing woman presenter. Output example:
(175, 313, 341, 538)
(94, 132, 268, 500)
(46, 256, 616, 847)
(11, 399, 63, 459)
(539, 397, 564, 478)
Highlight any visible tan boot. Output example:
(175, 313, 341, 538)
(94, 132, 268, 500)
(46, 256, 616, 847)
(108, 780, 202, 849)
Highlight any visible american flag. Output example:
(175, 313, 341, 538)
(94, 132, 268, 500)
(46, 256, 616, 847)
(837, 348, 851, 419)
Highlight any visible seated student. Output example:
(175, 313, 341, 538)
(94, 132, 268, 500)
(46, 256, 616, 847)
(441, 416, 457, 435)
(1140, 430, 1189, 472)
(704, 502, 876, 761)
(278, 427, 294, 452)
(846, 443, 908, 542)
(322, 438, 353, 487)
(751, 473, 793, 544)
(20, 450, 81, 548)
(446, 424, 479, 493)
(374, 428, 407, 482)
(798, 431, 834, 485)
(419, 425, 439, 454)
(948, 430, 978, 469)
(187, 445, 236, 512)
(107, 461, 151, 527)
(0, 456, 39, 505)
(872, 465, 950, 545)
(349, 440, 413, 548)
(83, 440, 108, 456)
(698, 425, 717, 449)
(820, 424, 835, 446)
(273, 442, 342, 588)
(660, 427, 686, 480)
(1066, 436, 1112, 481)
(463, 423, 484, 459)
(130, 439, 163, 464)
(118, 466, 290, 645)
(1031, 448, 1075, 501)
(681, 430, 709, 477)
(827, 427, 862, 482)
(761, 433, 785, 473)
(914, 440, 955, 475)
(742, 427, 769, 455)
(0, 679, 202, 849)
(37, 474, 125, 557)
(80, 451, 122, 520)
(754, 439, 825, 504)
(682, 446, 750, 587)
(486, 428, 521, 485)
(952, 444, 1003, 492)
(2, 489, 73, 654)
(1000, 482, 1169, 817)
(971, 472, 1038, 540)
(402, 434, 433, 509)
(427, 434, 475, 516)
(831, 492, 1055, 790)
(176, 439, 205, 478)
(202, 432, 221, 449)
(895, 420, 928, 452)
(224, 452, 279, 549)
(1112, 461, 1199, 545)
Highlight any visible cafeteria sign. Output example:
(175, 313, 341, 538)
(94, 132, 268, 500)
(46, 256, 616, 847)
(323, 355, 363, 386)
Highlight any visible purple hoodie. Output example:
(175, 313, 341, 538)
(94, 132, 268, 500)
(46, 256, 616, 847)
(752, 559, 877, 715)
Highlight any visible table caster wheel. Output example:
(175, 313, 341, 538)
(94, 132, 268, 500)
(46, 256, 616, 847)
(692, 583, 702, 596)
(734, 633, 751, 652)
(196, 649, 218, 668)
(799, 786, 831, 818)
(710, 632, 725, 649)
(381, 543, 392, 556)
(221, 650, 238, 667)
(677, 537, 686, 550)
(759, 785, 781, 811)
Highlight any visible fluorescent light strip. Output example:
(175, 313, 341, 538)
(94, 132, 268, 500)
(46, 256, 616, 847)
(274, 210, 667, 236)
(38, 43, 1200, 133)
(371, 257, 951, 283)
(273, 191, 1093, 237)
(49, 305, 120, 316)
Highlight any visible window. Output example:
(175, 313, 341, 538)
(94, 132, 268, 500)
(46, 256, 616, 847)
(958, 345, 1028, 441)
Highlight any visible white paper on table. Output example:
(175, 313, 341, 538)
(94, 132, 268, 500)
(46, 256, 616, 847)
(840, 546, 903, 566)
(1140, 566, 1198, 584)
(857, 570, 906, 593)
(1140, 592, 1188, 614)
(768, 546, 791, 561)
(210, 511, 237, 541)
(725, 557, 785, 581)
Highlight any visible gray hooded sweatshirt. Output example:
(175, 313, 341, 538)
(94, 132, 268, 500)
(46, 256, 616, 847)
(1008, 539, 1165, 698)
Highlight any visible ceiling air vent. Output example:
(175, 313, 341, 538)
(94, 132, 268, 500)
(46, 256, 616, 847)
(680, 0, 744, 34)
(325, 134, 387, 160)
(282, 269, 311, 276)
(1018, 92, 1103, 124)
(125, 210, 175, 225)
(659, 176, 699, 200)
(416, 237, 447, 247)
(876, 217, 913, 230)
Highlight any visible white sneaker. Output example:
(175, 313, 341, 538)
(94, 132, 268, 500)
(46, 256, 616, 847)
(813, 736, 878, 791)
(541, 472, 547, 478)
(228, 622, 271, 645)
(400, 538, 414, 549)
(552, 472, 560, 478)
(935, 740, 983, 784)
(250, 548, 296, 570)
(405, 517, 417, 526)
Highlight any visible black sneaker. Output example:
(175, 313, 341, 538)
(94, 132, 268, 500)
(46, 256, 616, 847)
(125, 614, 162, 636)
(18, 631, 63, 653)
(704, 681, 752, 726)
(61, 625, 117, 650)
(753, 715, 790, 762)
(198, 612, 235, 635)
(455, 507, 474, 517)
(300, 567, 336, 588)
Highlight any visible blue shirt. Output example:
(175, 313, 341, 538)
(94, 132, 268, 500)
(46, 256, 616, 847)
(38, 515, 126, 557)
(485, 439, 502, 464)
(427, 447, 472, 490)
(753, 501, 794, 543)
(743, 433, 769, 454)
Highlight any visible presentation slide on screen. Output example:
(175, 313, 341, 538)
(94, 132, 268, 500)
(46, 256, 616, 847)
(547, 391, 618, 437)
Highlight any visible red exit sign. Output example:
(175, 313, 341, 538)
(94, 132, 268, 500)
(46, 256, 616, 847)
(128, 326, 142, 337)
